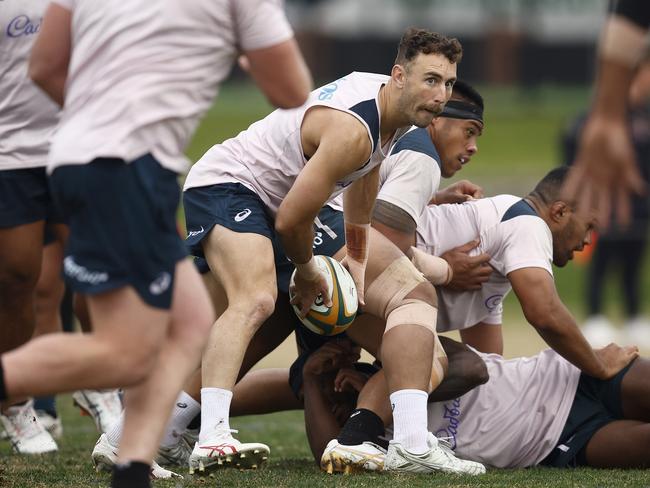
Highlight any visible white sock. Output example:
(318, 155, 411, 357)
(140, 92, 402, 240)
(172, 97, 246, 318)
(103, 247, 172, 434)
(390, 389, 429, 454)
(199, 387, 232, 444)
(105, 412, 124, 447)
(160, 391, 201, 448)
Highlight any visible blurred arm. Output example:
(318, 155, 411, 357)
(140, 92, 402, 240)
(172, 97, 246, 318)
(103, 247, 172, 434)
(29, 3, 72, 106)
(244, 38, 312, 108)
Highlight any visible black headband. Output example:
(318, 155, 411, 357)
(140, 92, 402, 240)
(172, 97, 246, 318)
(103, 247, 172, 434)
(440, 100, 483, 123)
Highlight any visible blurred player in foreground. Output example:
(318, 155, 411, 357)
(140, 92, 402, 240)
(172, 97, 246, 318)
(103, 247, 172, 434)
(0, 0, 311, 486)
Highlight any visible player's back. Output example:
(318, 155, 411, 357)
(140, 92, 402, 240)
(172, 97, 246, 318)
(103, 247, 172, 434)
(50, 0, 292, 174)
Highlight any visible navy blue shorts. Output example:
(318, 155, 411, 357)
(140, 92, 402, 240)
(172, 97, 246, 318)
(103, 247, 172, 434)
(49, 154, 187, 309)
(183, 183, 275, 258)
(0, 167, 65, 229)
(540, 358, 636, 467)
(274, 205, 345, 294)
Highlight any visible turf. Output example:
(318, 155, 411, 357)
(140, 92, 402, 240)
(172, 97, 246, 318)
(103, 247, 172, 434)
(1, 399, 648, 487)
(2, 83, 649, 485)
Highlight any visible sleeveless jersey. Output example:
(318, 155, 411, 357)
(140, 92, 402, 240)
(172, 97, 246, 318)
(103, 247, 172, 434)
(184, 72, 406, 216)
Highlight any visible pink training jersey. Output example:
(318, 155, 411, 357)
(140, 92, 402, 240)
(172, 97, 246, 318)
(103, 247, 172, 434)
(417, 195, 553, 331)
(427, 348, 580, 468)
(0, 0, 60, 171)
(184, 72, 408, 216)
(48, 0, 294, 174)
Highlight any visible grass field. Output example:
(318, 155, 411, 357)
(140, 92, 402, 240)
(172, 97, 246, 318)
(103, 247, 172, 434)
(1, 83, 649, 486)
(2, 398, 649, 488)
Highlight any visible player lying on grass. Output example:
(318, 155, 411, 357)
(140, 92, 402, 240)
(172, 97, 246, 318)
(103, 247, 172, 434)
(230, 334, 649, 470)
(324, 166, 638, 471)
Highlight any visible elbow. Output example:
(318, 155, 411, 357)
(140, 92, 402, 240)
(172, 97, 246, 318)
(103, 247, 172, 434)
(522, 305, 553, 332)
(267, 88, 309, 109)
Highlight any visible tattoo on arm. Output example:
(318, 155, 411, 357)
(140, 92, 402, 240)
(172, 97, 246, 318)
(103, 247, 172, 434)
(372, 200, 416, 233)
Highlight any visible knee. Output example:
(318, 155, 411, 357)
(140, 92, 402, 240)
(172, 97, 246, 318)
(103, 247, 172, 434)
(229, 290, 277, 331)
(404, 281, 438, 308)
(97, 335, 161, 386)
(0, 265, 39, 299)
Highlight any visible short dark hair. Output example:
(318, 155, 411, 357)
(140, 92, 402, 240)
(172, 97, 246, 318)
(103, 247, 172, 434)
(528, 166, 571, 206)
(451, 80, 484, 110)
(395, 28, 463, 67)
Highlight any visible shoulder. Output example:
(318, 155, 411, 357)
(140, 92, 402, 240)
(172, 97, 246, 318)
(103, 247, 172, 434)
(391, 127, 439, 162)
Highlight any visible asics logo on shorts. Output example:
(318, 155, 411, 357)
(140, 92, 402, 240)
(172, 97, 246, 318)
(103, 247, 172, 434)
(149, 272, 171, 296)
(234, 209, 252, 222)
(187, 226, 205, 238)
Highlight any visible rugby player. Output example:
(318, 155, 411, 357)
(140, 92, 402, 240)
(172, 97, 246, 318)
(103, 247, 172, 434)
(250, 336, 650, 470)
(0, 0, 64, 455)
(183, 29, 484, 475)
(323, 166, 639, 471)
(0, 0, 311, 486)
(145, 79, 489, 472)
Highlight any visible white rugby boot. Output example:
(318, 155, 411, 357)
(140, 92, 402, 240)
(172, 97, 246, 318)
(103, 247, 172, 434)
(35, 410, 63, 439)
(73, 389, 122, 433)
(92, 433, 182, 479)
(384, 432, 485, 475)
(320, 439, 386, 474)
(188, 428, 270, 475)
(0, 400, 58, 454)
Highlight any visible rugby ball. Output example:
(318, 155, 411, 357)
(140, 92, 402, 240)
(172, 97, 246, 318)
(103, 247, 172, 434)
(289, 255, 358, 336)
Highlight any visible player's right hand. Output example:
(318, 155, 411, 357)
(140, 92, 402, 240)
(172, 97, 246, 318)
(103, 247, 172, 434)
(441, 240, 492, 291)
(594, 343, 639, 379)
(291, 268, 331, 318)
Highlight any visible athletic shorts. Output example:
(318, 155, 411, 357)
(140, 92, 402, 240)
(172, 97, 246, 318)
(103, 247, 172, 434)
(540, 358, 636, 468)
(0, 167, 65, 229)
(183, 182, 275, 258)
(49, 154, 187, 309)
(274, 205, 345, 294)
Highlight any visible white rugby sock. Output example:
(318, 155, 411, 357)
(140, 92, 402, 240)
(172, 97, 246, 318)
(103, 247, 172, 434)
(199, 387, 232, 443)
(390, 389, 429, 454)
(160, 391, 201, 448)
(105, 412, 124, 447)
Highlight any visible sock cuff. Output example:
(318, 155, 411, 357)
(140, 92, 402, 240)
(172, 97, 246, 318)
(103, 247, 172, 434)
(390, 389, 428, 400)
(201, 387, 233, 399)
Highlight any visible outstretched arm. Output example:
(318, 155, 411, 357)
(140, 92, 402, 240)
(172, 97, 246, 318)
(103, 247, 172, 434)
(509, 267, 638, 379)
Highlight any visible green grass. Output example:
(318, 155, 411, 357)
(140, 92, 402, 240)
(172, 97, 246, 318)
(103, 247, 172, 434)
(1, 397, 648, 487)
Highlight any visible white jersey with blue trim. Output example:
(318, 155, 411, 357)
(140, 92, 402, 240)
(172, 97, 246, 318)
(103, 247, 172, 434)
(416, 194, 553, 331)
(326, 125, 441, 216)
(185, 72, 403, 216)
(425, 348, 580, 468)
(0, 0, 60, 170)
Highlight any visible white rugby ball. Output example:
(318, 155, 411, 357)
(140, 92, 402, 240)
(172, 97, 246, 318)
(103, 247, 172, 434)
(289, 255, 358, 336)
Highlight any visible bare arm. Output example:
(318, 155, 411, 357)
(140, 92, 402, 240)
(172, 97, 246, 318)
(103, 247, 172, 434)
(29, 3, 72, 106)
(231, 368, 301, 417)
(459, 322, 503, 355)
(276, 108, 371, 315)
(509, 267, 638, 379)
(244, 38, 312, 108)
(371, 200, 416, 254)
(562, 14, 647, 227)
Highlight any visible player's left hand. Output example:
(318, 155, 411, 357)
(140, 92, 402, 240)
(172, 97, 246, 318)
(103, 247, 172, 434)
(433, 180, 483, 205)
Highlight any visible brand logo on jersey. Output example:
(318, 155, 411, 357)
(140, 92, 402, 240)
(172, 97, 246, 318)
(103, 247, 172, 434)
(187, 226, 204, 238)
(64, 257, 109, 285)
(485, 294, 504, 312)
(6, 15, 41, 38)
(434, 397, 462, 450)
(317, 76, 346, 101)
(149, 272, 171, 296)
(234, 209, 252, 222)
